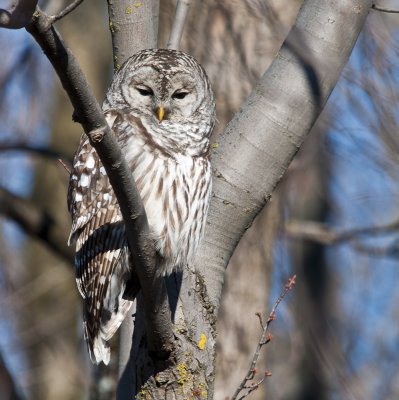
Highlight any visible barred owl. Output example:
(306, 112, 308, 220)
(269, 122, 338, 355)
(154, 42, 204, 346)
(67, 49, 215, 365)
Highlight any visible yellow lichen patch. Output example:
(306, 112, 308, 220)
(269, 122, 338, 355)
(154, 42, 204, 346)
(198, 334, 207, 350)
(176, 363, 188, 385)
(109, 20, 115, 33)
(125, 3, 142, 14)
(113, 56, 121, 70)
(211, 143, 219, 149)
(134, 389, 147, 399)
(192, 382, 208, 398)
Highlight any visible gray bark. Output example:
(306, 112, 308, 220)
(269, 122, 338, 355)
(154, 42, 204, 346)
(194, 0, 372, 313)
(107, 0, 159, 68)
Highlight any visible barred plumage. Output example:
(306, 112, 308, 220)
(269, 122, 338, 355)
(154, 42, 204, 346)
(67, 49, 215, 364)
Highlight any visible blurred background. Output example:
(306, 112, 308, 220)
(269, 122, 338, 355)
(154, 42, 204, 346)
(1, 0, 399, 399)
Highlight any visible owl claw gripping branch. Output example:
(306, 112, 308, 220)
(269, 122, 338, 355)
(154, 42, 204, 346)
(67, 49, 216, 364)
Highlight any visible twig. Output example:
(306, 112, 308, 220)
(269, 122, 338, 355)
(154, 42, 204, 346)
(255, 312, 264, 330)
(25, 7, 174, 360)
(50, 0, 85, 23)
(58, 158, 72, 175)
(237, 372, 271, 400)
(231, 275, 296, 400)
(167, 0, 191, 50)
(0, 0, 37, 29)
(372, 4, 399, 13)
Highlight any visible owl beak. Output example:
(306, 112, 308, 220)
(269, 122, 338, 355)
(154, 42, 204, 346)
(156, 106, 165, 122)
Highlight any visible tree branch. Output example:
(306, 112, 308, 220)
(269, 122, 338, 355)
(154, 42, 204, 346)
(193, 0, 373, 313)
(49, 0, 85, 23)
(284, 219, 399, 245)
(167, 0, 191, 50)
(0, 187, 73, 262)
(0, 142, 72, 164)
(106, 0, 159, 69)
(25, 8, 174, 360)
(372, 4, 399, 13)
(0, 0, 37, 29)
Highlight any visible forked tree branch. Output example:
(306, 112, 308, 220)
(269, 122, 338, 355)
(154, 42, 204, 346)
(50, 0, 85, 23)
(24, 8, 174, 360)
(1, 0, 375, 396)
(167, 0, 191, 50)
(193, 0, 373, 314)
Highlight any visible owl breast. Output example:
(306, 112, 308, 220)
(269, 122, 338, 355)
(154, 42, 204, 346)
(123, 125, 211, 275)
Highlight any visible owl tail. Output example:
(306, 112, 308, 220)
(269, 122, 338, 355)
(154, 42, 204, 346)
(84, 298, 132, 365)
(84, 321, 110, 365)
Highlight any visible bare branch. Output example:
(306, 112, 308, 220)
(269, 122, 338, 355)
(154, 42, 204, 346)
(0, 187, 73, 262)
(284, 219, 399, 245)
(194, 0, 373, 310)
(231, 275, 296, 400)
(49, 0, 85, 23)
(372, 4, 399, 13)
(58, 158, 72, 175)
(0, 0, 37, 29)
(167, 0, 191, 50)
(0, 142, 72, 164)
(25, 8, 174, 360)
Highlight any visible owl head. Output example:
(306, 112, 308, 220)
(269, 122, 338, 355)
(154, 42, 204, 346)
(105, 48, 215, 135)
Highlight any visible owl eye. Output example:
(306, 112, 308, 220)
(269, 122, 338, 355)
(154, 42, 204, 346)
(172, 91, 189, 100)
(137, 87, 154, 96)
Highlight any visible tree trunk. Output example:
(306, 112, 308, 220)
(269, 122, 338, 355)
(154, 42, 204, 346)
(119, 0, 372, 397)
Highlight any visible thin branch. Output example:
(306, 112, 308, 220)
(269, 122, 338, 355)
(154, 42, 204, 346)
(284, 219, 399, 245)
(0, 187, 73, 262)
(372, 4, 399, 13)
(0, 0, 37, 29)
(58, 158, 72, 175)
(0, 142, 72, 164)
(24, 7, 174, 360)
(231, 275, 296, 400)
(237, 372, 271, 400)
(167, 0, 191, 50)
(49, 0, 85, 23)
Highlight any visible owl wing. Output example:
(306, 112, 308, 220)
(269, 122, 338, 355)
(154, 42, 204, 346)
(67, 110, 134, 364)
